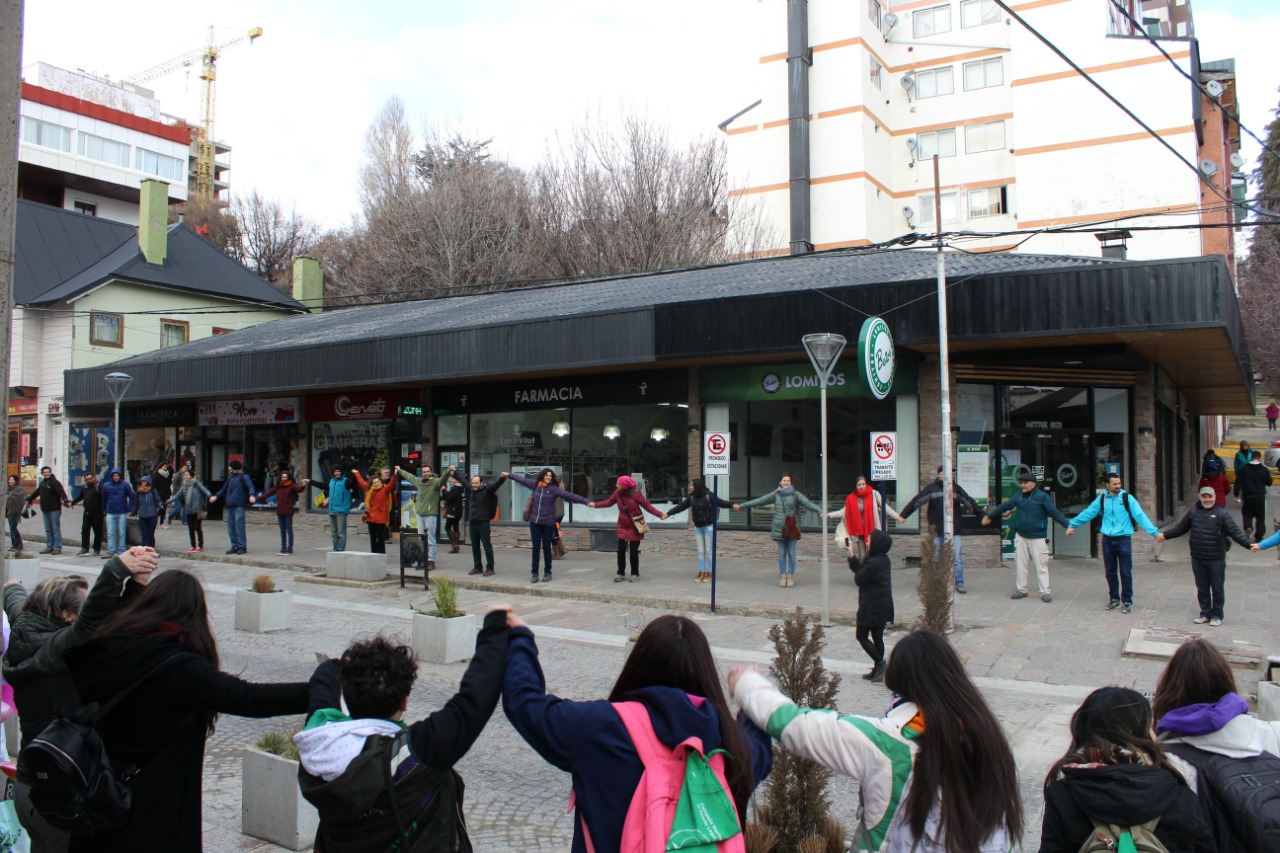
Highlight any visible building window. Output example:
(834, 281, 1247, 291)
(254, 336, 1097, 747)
(968, 186, 1008, 218)
(914, 4, 952, 38)
(73, 201, 97, 216)
(160, 319, 189, 348)
(965, 120, 1007, 153)
(916, 128, 957, 160)
(134, 148, 185, 182)
(918, 191, 960, 225)
(961, 0, 1001, 28)
(90, 312, 123, 347)
(913, 67, 954, 99)
(21, 117, 72, 151)
(964, 57, 1004, 90)
(869, 0, 882, 29)
(869, 57, 883, 89)
(77, 132, 130, 168)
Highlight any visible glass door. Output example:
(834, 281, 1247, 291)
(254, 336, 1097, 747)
(999, 432, 1094, 556)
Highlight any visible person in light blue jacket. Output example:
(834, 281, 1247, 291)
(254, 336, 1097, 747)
(1065, 473, 1158, 613)
(315, 465, 359, 552)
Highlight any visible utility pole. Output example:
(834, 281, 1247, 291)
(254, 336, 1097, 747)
(0, 0, 24, 578)
(934, 154, 955, 632)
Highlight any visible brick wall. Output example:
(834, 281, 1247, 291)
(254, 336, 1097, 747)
(1133, 367, 1158, 562)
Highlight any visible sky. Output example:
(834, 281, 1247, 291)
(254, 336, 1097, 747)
(19, 0, 1280, 232)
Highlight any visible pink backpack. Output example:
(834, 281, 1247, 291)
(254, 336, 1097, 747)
(578, 700, 745, 853)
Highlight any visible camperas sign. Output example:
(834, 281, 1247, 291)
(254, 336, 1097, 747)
(857, 317, 896, 400)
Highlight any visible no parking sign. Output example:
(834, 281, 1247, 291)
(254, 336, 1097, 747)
(870, 431, 897, 481)
(703, 432, 731, 476)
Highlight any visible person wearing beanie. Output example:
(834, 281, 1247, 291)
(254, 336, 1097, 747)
(209, 460, 256, 555)
(1161, 486, 1256, 627)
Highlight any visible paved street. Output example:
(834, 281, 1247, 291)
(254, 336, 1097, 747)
(10, 482, 1280, 852)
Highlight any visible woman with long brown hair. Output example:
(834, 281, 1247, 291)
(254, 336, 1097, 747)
(1040, 686, 1213, 851)
(64, 570, 309, 852)
(731, 629, 1022, 852)
(354, 469, 395, 554)
(503, 613, 771, 852)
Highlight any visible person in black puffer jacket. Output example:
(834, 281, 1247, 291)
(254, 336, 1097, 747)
(666, 478, 735, 582)
(1040, 686, 1214, 852)
(850, 529, 894, 682)
(1158, 486, 1254, 626)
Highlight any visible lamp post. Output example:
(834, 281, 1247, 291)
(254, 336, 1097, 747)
(802, 333, 846, 625)
(105, 372, 133, 471)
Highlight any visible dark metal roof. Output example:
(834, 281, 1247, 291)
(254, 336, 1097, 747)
(14, 199, 305, 311)
(62, 248, 1252, 413)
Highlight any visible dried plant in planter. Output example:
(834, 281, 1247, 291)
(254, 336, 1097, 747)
(251, 574, 277, 594)
(743, 820, 779, 853)
(254, 730, 299, 761)
(419, 574, 462, 618)
(916, 535, 954, 634)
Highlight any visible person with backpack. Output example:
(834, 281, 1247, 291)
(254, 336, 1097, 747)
(666, 478, 735, 582)
(62, 569, 310, 852)
(734, 474, 823, 588)
(98, 468, 135, 559)
(166, 468, 212, 553)
(294, 605, 513, 851)
(1040, 686, 1215, 852)
(589, 475, 667, 583)
(315, 465, 359, 552)
(2, 548, 156, 852)
(1153, 638, 1280, 852)
(850, 529, 894, 682)
(504, 614, 772, 853)
(1199, 449, 1229, 507)
(1065, 472, 1160, 613)
(207, 460, 256, 555)
(1156, 486, 1255, 627)
(729, 629, 1023, 853)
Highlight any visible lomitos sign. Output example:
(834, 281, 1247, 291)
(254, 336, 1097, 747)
(858, 317, 895, 400)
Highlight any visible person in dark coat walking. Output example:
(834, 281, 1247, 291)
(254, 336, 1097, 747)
(64, 570, 309, 853)
(1040, 686, 1214, 852)
(1233, 449, 1272, 541)
(150, 462, 173, 527)
(70, 470, 105, 556)
(26, 466, 70, 554)
(5, 474, 26, 553)
(590, 475, 666, 583)
(851, 529, 894, 682)
(460, 471, 507, 576)
(1162, 486, 1260, 627)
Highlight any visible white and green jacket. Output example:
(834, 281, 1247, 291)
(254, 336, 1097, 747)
(733, 670, 1012, 853)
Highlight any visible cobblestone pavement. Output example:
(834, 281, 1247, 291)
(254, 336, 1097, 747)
(14, 491, 1280, 852)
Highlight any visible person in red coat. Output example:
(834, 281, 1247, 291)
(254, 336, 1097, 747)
(589, 475, 666, 583)
(255, 471, 309, 555)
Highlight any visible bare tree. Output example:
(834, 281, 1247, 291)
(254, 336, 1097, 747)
(1239, 91, 1280, 379)
(169, 195, 241, 257)
(231, 191, 321, 290)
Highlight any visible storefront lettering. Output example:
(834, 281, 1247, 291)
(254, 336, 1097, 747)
(782, 372, 846, 390)
(514, 387, 584, 404)
(1023, 420, 1063, 429)
(335, 395, 387, 418)
(501, 436, 538, 447)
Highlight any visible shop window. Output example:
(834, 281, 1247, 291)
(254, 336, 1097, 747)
(21, 116, 72, 152)
(965, 120, 1006, 153)
(312, 421, 390, 487)
(961, 0, 1001, 28)
(90, 311, 123, 347)
(160, 319, 189, 348)
(916, 128, 956, 160)
(124, 428, 173, 483)
(1001, 385, 1090, 431)
(917, 191, 960, 225)
(78, 132, 130, 168)
(914, 67, 954, 99)
(963, 57, 1004, 91)
(914, 4, 952, 38)
(869, 57, 883, 90)
(967, 186, 1008, 218)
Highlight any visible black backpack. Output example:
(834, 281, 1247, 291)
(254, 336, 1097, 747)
(1163, 743, 1280, 853)
(23, 655, 183, 836)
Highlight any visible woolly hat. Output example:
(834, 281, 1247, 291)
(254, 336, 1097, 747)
(616, 475, 637, 491)
(228, 460, 243, 470)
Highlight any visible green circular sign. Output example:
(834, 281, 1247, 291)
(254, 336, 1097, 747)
(858, 317, 895, 400)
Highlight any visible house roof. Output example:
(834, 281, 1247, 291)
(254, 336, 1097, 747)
(62, 247, 1253, 413)
(14, 200, 306, 311)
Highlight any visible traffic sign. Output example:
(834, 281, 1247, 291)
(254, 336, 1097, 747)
(704, 432, 730, 476)
(870, 431, 896, 481)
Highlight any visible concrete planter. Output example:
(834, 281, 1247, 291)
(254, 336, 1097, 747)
(411, 611, 477, 664)
(624, 638, 638, 661)
(241, 748, 317, 850)
(1259, 681, 1280, 722)
(234, 589, 292, 633)
(5, 556, 41, 589)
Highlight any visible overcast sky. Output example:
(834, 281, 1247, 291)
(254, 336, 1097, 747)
(20, 0, 1279, 231)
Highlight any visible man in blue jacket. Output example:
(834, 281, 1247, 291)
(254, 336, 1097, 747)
(1065, 473, 1159, 614)
(99, 467, 136, 557)
(982, 472, 1070, 602)
(208, 460, 256, 554)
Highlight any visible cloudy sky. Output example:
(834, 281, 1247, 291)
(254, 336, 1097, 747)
(20, 0, 1279, 231)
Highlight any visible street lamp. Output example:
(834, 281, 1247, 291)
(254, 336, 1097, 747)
(802, 333, 846, 625)
(105, 372, 133, 471)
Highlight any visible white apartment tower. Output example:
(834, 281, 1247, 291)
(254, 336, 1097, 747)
(724, 0, 1241, 262)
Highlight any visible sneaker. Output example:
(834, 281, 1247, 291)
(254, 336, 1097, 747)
(615, 575, 626, 583)
(955, 583, 967, 594)
(193, 547, 203, 553)
(1209, 618, 1223, 627)
(542, 574, 552, 583)
(236, 548, 247, 555)
(38, 548, 53, 554)
(1105, 599, 1121, 610)
(226, 548, 238, 555)
(468, 567, 483, 575)
(92, 551, 100, 557)
(1041, 593, 1053, 603)
(1193, 615, 1209, 624)
(277, 551, 289, 556)
(483, 569, 494, 577)
(187, 547, 199, 553)
(1010, 591, 1028, 599)
(628, 575, 638, 583)
(1121, 603, 1133, 614)
(76, 550, 89, 557)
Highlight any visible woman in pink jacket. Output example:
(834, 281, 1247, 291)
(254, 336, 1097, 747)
(589, 476, 666, 583)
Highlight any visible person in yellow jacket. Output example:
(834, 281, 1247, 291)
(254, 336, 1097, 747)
(395, 464, 453, 570)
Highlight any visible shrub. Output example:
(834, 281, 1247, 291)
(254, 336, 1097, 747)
(251, 574, 276, 594)
(916, 535, 953, 634)
(421, 574, 461, 618)
(254, 730, 299, 761)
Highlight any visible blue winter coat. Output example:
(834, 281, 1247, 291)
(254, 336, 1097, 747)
(985, 487, 1069, 539)
(214, 471, 255, 508)
(322, 475, 356, 514)
(133, 478, 163, 519)
(99, 470, 135, 515)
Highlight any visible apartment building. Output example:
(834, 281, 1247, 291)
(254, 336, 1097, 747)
(724, 0, 1241, 261)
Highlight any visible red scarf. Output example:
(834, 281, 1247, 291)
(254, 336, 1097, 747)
(844, 486, 879, 546)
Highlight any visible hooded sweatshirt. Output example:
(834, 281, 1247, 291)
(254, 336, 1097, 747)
(852, 529, 894, 628)
(1040, 761, 1215, 852)
(133, 476, 163, 519)
(1157, 692, 1280, 789)
(99, 469, 136, 515)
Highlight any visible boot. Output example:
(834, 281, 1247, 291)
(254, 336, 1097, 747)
(449, 529, 460, 553)
(785, 574, 795, 587)
(778, 574, 787, 587)
(870, 660, 886, 682)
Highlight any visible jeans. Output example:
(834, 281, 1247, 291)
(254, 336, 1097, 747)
(776, 538, 797, 573)
(417, 514, 439, 561)
(166, 500, 185, 524)
(139, 515, 158, 548)
(693, 525, 712, 573)
(1190, 557, 1226, 620)
(81, 510, 104, 553)
(617, 539, 640, 576)
(225, 505, 247, 550)
(470, 520, 494, 570)
(934, 534, 964, 585)
(42, 508, 62, 550)
(106, 513, 127, 554)
(530, 522, 555, 575)
(277, 515, 294, 551)
(1102, 534, 1134, 604)
(8, 518, 22, 550)
(329, 512, 348, 551)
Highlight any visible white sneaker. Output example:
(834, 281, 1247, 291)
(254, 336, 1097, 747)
(1193, 616, 1209, 624)
(1209, 618, 1223, 627)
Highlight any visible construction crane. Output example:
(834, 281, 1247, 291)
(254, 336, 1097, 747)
(127, 26, 264, 199)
